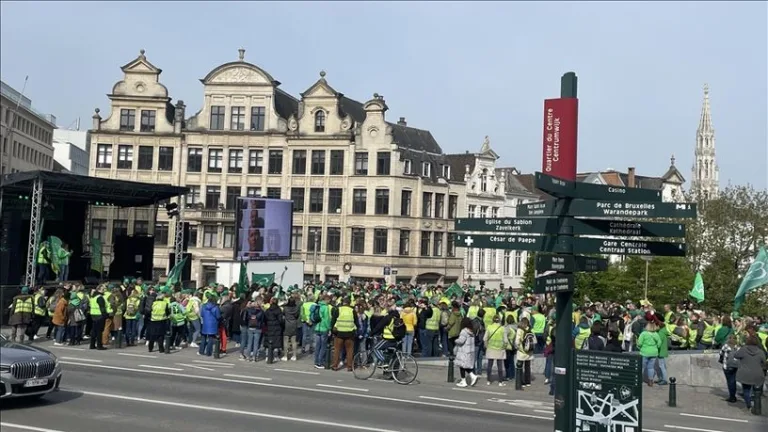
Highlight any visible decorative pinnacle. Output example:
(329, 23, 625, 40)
(319, 70, 326, 78)
(139, 49, 146, 57)
(703, 83, 709, 96)
(238, 47, 245, 61)
(670, 154, 675, 166)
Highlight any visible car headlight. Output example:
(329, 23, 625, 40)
(0, 365, 10, 373)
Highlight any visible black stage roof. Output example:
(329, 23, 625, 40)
(0, 171, 188, 207)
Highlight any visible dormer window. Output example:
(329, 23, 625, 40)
(140, 110, 156, 132)
(480, 169, 488, 192)
(441, 164, 451, 179)
(421, 161, 431, 177)
(404, 159, 412, 175)
(314, 111, 326, 132)
(120, 109, 135, 131)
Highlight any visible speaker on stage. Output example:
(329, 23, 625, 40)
(109, 235, 154, 281)
(168, 252, 192, 282)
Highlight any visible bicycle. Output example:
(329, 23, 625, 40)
(352, 338, 418, 385)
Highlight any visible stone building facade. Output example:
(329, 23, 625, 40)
(0, 80, 56, 175)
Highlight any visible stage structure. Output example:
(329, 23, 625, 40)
(0, 170, 188, 286)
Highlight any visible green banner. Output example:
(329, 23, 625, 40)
(165, 255, 188, 288)
(48, 235, 63, 275)
(251, 272, 275, 288)
(90, 238, 103, 273)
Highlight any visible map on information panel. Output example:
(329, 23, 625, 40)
(573, 351, 643, 432)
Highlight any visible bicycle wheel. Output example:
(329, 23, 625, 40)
(353, 350, 378, 380)
(391, 352, 418, 385)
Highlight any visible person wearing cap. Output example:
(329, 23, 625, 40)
(8, 286, 35, 343)
(88, 284, 109, 350)
(139, 285, 157, 342)
(147, 288, 171, 353)
(123, 289, 142, 346)
(66, 292, 85, 345)
(198, 292, 221, 357)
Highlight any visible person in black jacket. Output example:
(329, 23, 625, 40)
(416, 299, 433, 357)
(604, 329, 624, 352)
(139, 286, 157, 341)
(264, 297, 284, 358)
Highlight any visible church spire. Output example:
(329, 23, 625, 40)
(698, 83, 713, 134)
(692, 83, 719, 199)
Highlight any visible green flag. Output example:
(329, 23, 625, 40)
(734, 246, 768, 311)
(444, 282, 463, 298)
(689, 272, 705, 303)
(90, 238, 103, 273)
(237, 262, 248, 296)
(48, 235, 63, 275)
(251, 272, 275, 288)
(165, 255, 188, 288)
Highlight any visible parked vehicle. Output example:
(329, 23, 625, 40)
(0, 333, 63, 400)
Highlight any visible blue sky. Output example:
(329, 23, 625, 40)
(1, 1, 766, 189)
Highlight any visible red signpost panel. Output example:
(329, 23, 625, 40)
(541, 98, 579, 181)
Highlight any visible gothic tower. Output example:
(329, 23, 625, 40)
(691, 83, 720, 199)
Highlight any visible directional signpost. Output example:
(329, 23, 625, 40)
(452, 72, 696, 432)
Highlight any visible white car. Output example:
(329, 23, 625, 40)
(0, 333, 63, 400)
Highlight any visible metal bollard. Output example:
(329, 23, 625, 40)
(213, 337, 221, 359)
(164, 330, 172, 354)
(668, 377, 677, 407)
(325, 335, 333, 369)
(515, 362, 523, 390)
(267, 340, 274, 364)
(752, 386, 762, 415)
(116, 328, 123, 349)
(447, 356, 455, 383)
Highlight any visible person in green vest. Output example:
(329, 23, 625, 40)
(573, 316, 591, 350)
(531, 306, 547, 354)
(147, 287, 171, 353)
(301, 295, 317, 354)
(169, 293, 188, 349)
(57, 243, 72, 282)
(330, 297, 357, 371)
(312, 295, 332, 369)
(637, 320, 661, 387)
(423, 300, 441, 357)
(484, 315, 509, 386)
(36, 240, 51, 285)
(89, 284, 109, 350)
(713, 315, 734, 349)
(184, 290, 202, 348)
(123, 289, 142, 346)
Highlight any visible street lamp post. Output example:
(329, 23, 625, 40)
(641, 256, 653, 300)
(312, 230, 319, 283)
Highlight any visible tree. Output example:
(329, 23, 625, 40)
(521, 252, 535, 292)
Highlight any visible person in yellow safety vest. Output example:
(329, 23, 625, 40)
(699, 318, 716, 349)
(148, 288, 171, 353)
(123, 290, 142, 346)
(668, 317, 689, 350)
(573, 316, 591, 350)
(8, 286, 34, 343)
(688, 313, 705, 350)
(184, 291, 202, 348)
(482, 301, 497, 329)
(370, 303, 400, 366)
(44, 293, 58, 339)
(101, 286, 116, 347)
(531, 306, 547, 354)
(300, 295, 317, 354)
(484, 315, 509, 386)
(169, 293, 188, 349)
(330, 297, 357, 371)
(29, 287, 48, 340)
(89, 285, 109, 350)
(36, 240, 51, 285)
(757, 325, 768, 353)
(423, 300, 441, 357)
(466, 301, 481, 320)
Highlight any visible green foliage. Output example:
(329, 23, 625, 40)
(521, 252, 535, 291)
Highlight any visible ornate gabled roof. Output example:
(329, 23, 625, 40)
(661, 154, 686, 184)
(478, 136, 499, 159)
(698, 83, 713, 134)
(120, 49, 161, 74)
(200, 49, 279, 86)
(300, 71, 339, 98)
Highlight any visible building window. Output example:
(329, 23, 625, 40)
(326, 227, 341, 253)
(228, 149, 243, 173)
(187, 148, 203, 172)
(202, 225, 217, 247)
(109, 219, 126, 240)
(490, 250, 497, 273)
(138, 146, 153, 170)
(208, 149, 223, 173)
(514, 251, 522, 276)
(352, 189, 367, 214)
(477, 249, 485, 273)
(155, 222, 169, 246)
(291, 227, 303, 252)
(400, 190, 412, 217)
(420, 232, 431, 257)
(134, 221, 149, 235)
(421, 161, 431, 177)
(375, 189, 389, 215)
(188, 225, 198, 247)
(442, 164, 451, 179)
(330, 150, 344, 175)
(373, 229, 388, 255)
(448, 195, 457, 218)
(292, 150, 307, 175)
(354, 152, 368, 175)
(480, 169, 488, 192)
(422, 192, 432, 218)
(268, 150, 283, 174)
(376, 152, 391, 175)
(226, 187, 240, 210)
(91, 219, 107, 242)
(307, 227, 322, 252)
(205, 186, 221, 209)
(210, 106, 225, 130)
(230, 106, 245, 130)
(404, 159, 412, 175)
(309, 188, 324, 213)
(480, 206, 488, 218)
(350, 228, 365, 254)
(503, 251, 511, 275)
(186, 185, 201, 206)
(266, 187, 281, 199)
(435, 194, 445, 218)
(248, 150, 263, 174)
(447, 233, 455, 257)
(433, 232, 443, 257)
(250, 106, 265, 131)
(157, 147, 173, 171)
(223, 225, 235, 249)
(290, 188, 305, 212)
(491, 207, 499, 218)
(311, 150, 325, 175)
(119, 109, 135, 131)
(140, 110, 156, 132)
(468, 205, 477, 218)
(96, 144, 112, 168)
(328, 188, 342, 213)
(246, 187, 261, 197)
(399, 230, 410, 256)
(117, 145, 133, 169)
(314, 111, 325, 132)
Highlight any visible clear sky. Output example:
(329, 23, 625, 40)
(1, 1, 766, 189)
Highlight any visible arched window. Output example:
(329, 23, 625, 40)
(480, 169, 488, 192)
(314, 111, 326, 132)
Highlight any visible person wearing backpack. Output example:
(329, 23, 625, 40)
(123, 290, 142, 346)
(240, 301, 263, 361)
(169, 293, 188, 349)
(472, 308, 486, 374)
(584, 322, 607, 351)
(515, 317, 534, 387)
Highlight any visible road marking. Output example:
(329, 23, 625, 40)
(418, 396, 477, 405)
(71, 390, 400, 432)
(317, 384, 369, 392)
(678, 413, 748, 423)
(643, 429, 670, 432)
(273, 368, 320, 375)
(0, 423, 68, 432)
(193, 360, 235, 366)
(138, 364, 184, 371)
(452, 388, 507, 396)
(223, 374, 272, 381)
(534, 410, 553, 414)
(47, 346, 84, 351)
(117, 353, 157, 359)
(59, 362, 553, 420)
(664, 426, 727, 432)
(176, 363, 215, 371)
(60, 357, 102, 363)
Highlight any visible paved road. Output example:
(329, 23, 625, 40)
(1, 341, 765, 432)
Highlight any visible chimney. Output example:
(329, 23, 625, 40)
(397, 117, 407, 126)
(628, 167, 636, 188)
